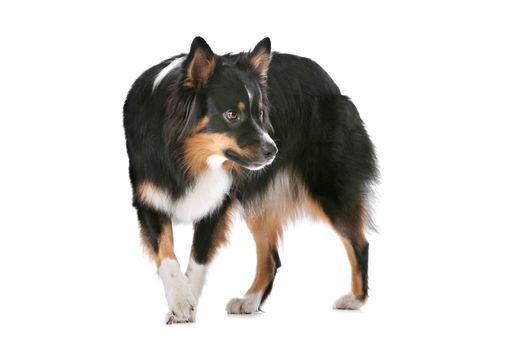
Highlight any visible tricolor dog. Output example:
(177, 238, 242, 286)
(123, 37, 378, 323)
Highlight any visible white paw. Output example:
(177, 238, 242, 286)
(226, 293, 262, 314)
(164, 285, 196, 324)
(165, 303, 195, 324)
(333, 293, 366, 310)
(185, 258, 207, 300)
(159, 259, 197, 323)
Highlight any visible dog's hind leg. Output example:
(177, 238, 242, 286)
(226, 211, 282, 314)
(332, 201, 369, 309)
(136, 206, 196, 324)
(306, 197, 370, 309)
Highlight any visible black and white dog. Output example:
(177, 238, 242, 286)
(123, 37, 377, 323)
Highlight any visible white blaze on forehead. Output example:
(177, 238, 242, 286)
(152, 55, 186, 91)
(245, 84, 254, 107)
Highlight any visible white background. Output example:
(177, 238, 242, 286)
(1, 0, 524, 349)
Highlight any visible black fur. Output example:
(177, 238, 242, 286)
(260, 248, 281, 307)
(352, 240, 369, 296)
(191, 196, 233, 265)
(124, 37, 378, 311)
(136, 206, 169, 254)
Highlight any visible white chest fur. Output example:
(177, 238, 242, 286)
(140, 156, 232, 223)
(173, 157, 232, 222)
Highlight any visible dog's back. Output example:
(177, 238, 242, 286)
(239, 52, 377, 211)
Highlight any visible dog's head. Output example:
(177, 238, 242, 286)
(170, 37, 277, 174)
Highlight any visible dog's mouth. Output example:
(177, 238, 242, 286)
(224, 149, 275, 171)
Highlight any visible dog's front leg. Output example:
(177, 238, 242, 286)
(136, 206, 196, 324)
(185, 197, 236, 316)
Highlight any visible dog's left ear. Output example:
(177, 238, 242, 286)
(249, 37, 272, 83)
(185, 36, 216, 89)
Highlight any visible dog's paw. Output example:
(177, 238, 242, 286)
(165, 306, 195, 324)
(164, 288, 196, 324)
(165, 281, 197, 324)
(333, 293, 366, 310)
(226, 293, 262, 314)
(159, 259, 197, 324)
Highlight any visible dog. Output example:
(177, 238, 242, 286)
(123, 37, 378, 323)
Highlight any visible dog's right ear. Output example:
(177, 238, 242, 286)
(184, 37, 216, 89)
(248, 37, 272, 84)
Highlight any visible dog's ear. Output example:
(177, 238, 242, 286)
(248, 37, 272, 83)
(184, 37, 216, 89)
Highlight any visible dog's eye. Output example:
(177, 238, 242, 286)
(259, 110, 264, 120)
(224, 110, 240, 121)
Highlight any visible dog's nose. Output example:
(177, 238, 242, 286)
(262, 142, 278, 159)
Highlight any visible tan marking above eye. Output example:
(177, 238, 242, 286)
(238, 101, 246, 111)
